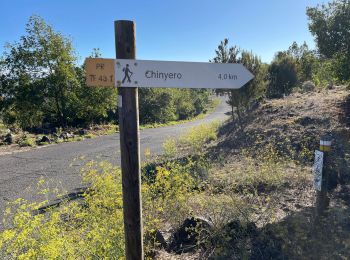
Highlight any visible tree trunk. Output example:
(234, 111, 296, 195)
(228, 91, 235, 121)
(55, 88, 66, 128)
(231, 104, 235, 120)
(236, 105, 242, 123)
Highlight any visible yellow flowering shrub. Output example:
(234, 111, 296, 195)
(0, 162, 125, 259)
(179, 121, 220, 154)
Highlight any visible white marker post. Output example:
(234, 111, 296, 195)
(313, 150, 324, 191)
(315, 135, 332, 217)
(85, 20, 254, 260)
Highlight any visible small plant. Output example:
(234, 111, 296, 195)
(37, 141, 50, 146)
(162, 138, 178, 158)
(84, 133, 95, 139)
(18, 137, 36, 147)
(179, 121, 220, 154)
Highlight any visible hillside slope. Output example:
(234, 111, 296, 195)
(214, 87, 350, 183)
(158, 87, 350, 259)
(208, 87, 350, 259)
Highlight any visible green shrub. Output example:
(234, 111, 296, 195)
(299, 81, 315, 93)
(143, 164, 195, 228)
(267, 54, 298, 98)
(307, 0, 350, 82)
(311, 59, 338, 88)
(18, 137, 36, 147)
(179, 121, 220, 154)
(162, 138, 178, 158)
(139, 88, 177, 124)
(139, 88, 211, 124)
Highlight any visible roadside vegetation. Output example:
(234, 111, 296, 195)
(1, 85, 350, 258)
(0, 121, 220, 259)
(0, 87, 350, 259)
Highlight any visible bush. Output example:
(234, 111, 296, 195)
(18, 137, 36, 147)
(162, 138, 178, 159)
(267, 54, 298, 98)
(0, 161, 197, 258)
(0, 162, 125, 259)
(176, 99, 195, 120)
(307, 0, 350, 82)
(139, 88, 177, 124)
(174, 89, 209, 120)
(296, 81, 315, 93)
(143, 164, 195, 228)
(139, 88, 211, 125)
(311, 59, 338, 88)
(178, 121, 220, 154)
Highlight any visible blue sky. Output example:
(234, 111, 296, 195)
(0, 0, 327, 65)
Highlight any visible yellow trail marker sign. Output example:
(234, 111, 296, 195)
(85, 58, 115, 87)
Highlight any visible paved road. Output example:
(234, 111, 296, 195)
(0, 98, 230, 223)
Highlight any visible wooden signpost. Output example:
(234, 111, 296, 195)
(115, 21, 143, 260)
(85, 20, 254, 260)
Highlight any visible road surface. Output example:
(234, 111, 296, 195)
(0, 98, 230, 224)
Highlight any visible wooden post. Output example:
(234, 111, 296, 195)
(316, 135, 332, 216)
(115, 20, 144, 260)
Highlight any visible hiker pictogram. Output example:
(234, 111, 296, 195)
(122, 64, 133, 83)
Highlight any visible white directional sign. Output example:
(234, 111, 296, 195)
(115, 59, 254, 89)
